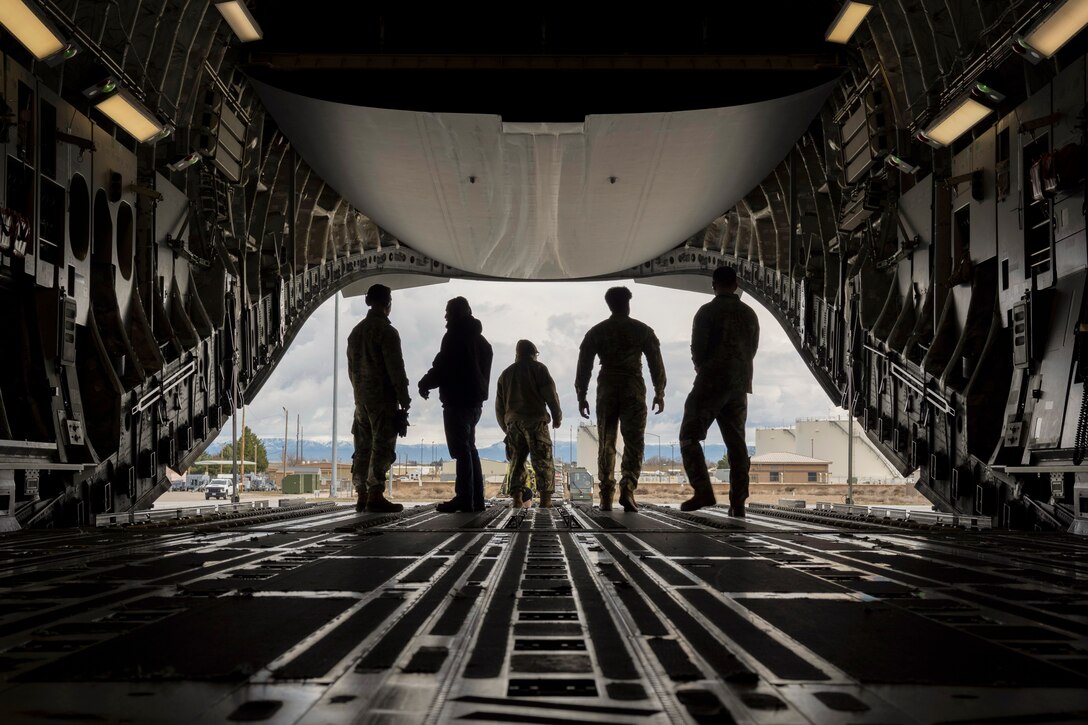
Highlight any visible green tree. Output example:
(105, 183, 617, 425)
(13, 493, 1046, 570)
(717, 453, 729, 469)
(219, 426, 269, 471)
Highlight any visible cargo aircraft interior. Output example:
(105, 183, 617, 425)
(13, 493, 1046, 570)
(0, 2, 1086, 723)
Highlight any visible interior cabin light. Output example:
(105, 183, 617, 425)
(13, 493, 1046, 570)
(215, 1, 263, 42)
(886, 154, 920, 174)
(918, 96, 993, 147)
(973, 82, 1006, 103)
(167, 152, 202, 172)
(83, 78, 117, 99)
(0, 0, 67, 60)
(44, 41, 79, 66)
(94, 88, 166, 143)
(1017, 0, 1088, 61)
(825, 2, 873, 44)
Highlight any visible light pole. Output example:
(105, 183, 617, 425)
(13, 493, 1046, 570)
(282, 407, 288, 486)
(331, 292, 339, 499)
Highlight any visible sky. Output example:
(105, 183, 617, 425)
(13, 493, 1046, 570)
(217, 279, 845, 454)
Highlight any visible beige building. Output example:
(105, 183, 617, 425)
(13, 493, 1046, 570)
(748, 452, 830, 484)
(576, 424, 624, 482)
(441, 458, 508, 483)
(756, 417, 907, 482)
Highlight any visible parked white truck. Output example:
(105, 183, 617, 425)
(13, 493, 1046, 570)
(204, 477, 236, 500)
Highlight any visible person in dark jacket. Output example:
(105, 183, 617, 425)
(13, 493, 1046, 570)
(419, 297, 494, 512)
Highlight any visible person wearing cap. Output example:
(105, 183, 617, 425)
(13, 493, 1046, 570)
(494, 340, 562, 508)
(347, 283, 411, 513)
(575, 286, 666, 513)
(418, 297, 494, 513)
(678, 265, 759, 515)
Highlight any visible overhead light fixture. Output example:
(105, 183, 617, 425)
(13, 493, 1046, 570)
(825, 2, 873, 44)
(44, 41, 79, 66)
(886, 154, 920, 174)
(215, 1, 263, 42)
(83, 77, 117, 100)
(0, 0, 68, 60)
(1016, 0, 1088, 61)
(167, 152, 202, 172)
(973, 82, 1005, 104)
(918, 96, 993, 147)
(94, 88, 166, 143)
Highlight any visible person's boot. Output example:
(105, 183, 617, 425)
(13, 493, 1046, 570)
(365, 490, 404, 513)
(680, 489, 716, 512)
(511, 488, 524, 508)
(598, 489, 614, 511)
(436, 497, 471, 513)
(354, 488, 367, 513)
(538, 491, 553, 508)
(618, 487, 638, 512)
(728, 501, 746, 518)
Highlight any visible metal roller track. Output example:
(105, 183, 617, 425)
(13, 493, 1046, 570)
(0, 503, 1085, 723)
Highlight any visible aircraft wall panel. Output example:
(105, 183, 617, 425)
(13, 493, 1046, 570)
(5, 59, 38, 282)
(970, 129, 997, 264)
(899, 175, 932, 248)
(58, 98, 94, 326)
(1053, 58, 1086, 248)
(1029, 271, 1084, 449)
(36, 85, 66, 292)
(995, 113, 1018, 315)
(996, 85, 1051, 311)
(947, 285, 968, 337)
(154, 172, 191, 304)
(1060, 381, 1086, 450)
(89, 125, 137, 324)
(1051, 58, 1085, 150)
(1055, 231, 1087, 277)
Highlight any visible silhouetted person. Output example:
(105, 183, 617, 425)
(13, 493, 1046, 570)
(575, 286, 666, 512)
(419, 296, 493, 512)
(495, 340, 562, 508)
(347, 284, 410, 513)
(503, 434, 534, 508)
(679, 266, 759, 515)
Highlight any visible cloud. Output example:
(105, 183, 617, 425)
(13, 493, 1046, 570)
(218, 279, 844, 453)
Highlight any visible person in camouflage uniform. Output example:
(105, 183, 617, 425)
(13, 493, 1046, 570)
(679, 266, 759, 515)
(347, 284, 411, 513)
(575, 287, 666, 512)
(501, 434, 536, 507)
(495, 340, 562, 508)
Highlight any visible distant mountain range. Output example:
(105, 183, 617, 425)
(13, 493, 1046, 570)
(253, 437, 752, 467)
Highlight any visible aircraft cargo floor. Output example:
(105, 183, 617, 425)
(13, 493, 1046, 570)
(0, 502, 1085, 723)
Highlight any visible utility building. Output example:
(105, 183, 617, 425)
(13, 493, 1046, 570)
(757, 417, 905, 482)
(576, 424, 625, 484)
(748, 452, 831, 484)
